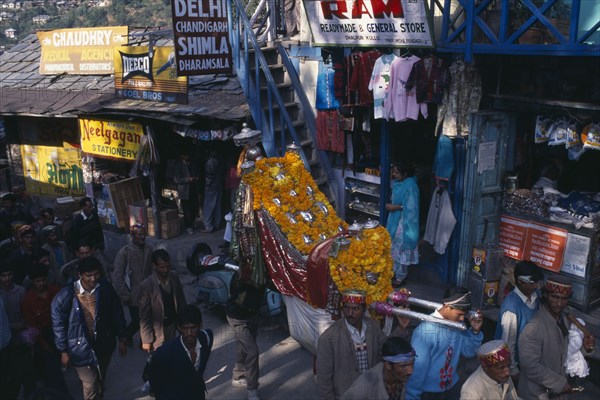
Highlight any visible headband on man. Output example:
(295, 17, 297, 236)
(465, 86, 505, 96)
(383, 349, 416, 364)
(477, 340, 511, 368)
(443, 291, 472, 311)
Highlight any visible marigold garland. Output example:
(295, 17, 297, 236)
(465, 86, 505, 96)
(242, 152, 345, 255)
(243, 152, 392, 304)
(328, 227, 394, 304)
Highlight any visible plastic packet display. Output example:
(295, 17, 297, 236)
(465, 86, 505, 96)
(565, 120, 581, 148)
(535, 115, 553, 143)
(582, 122, 600, 151)
(548, 118, 568, 146)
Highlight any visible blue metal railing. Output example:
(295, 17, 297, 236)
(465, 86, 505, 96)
(431, 0, 600, 61)
(229, 0, 338, 204)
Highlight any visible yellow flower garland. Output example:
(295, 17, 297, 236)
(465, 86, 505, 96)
(243, 152, 392, 304)
(328, 226, 394, 304)
(242, 152, 344, 255)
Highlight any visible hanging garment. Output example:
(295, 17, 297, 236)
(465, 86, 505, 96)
(368, 53, 397, 119)
(424, 186, 457, 255)
(349, 49, 381, 106)
(406, 55, 450, 104)
(316, 62, 340, 111)
(433, 134, 455, 181)
(384, 55, 428, 122)
(436, 60, 482, 137)
(316, 110, 344, 153)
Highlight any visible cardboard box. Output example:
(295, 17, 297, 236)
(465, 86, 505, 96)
(146, 207, 179, 223)
(472, 244, 504, 281)
(148, 216, 183, 239)
(468, 273, 499, 310)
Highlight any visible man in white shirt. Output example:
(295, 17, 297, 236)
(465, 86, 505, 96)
(494, 261, 543, 385)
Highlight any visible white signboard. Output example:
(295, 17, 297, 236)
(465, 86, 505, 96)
(477, 141, 497, 173)
(561, 233, 590, 278)
(304, 0, 434, 47)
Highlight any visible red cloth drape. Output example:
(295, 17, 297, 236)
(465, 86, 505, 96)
(257, 212, 308, 301)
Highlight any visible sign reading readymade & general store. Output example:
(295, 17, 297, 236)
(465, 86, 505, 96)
(113, 46, 188, 104)
(37, 26, 128, 75)
(304, 0, 433, 47)
(170, 0, 233, 75)
(79, 118, 143, 161)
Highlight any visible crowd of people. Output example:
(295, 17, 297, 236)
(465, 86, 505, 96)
(0, 183, 598, 400)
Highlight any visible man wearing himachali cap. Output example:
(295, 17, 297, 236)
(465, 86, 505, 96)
(317, 289, 386, 400)
(518, 276, 595, 399)
(405, 286, 483, 400)
(461, 340, 520, 400)
(341, 336, 415, 400)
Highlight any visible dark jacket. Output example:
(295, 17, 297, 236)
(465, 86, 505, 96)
(51, 279, 126, 367)
(69, 212, 104, 250)
(149, 329, 214, 400)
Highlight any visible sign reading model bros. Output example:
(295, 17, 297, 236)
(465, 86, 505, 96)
(170, 0, 233, 75)
(304, 0, 433, 47)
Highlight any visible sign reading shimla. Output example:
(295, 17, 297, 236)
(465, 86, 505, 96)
(37, 26, 128, 75)
(304, 0, 433, 47)
(170, 0, 233, 76)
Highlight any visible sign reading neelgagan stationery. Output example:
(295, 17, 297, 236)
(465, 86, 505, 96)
(37, 26, 128, 75)
(170, 0, 233, 75)
(304, 0, 433, 47)
(79, 118, 143, 161)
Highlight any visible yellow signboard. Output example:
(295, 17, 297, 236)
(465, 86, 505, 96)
(37, 26, 128, 75)
(113, 46, 188, 104)
(21, 144, 85, 197)
(79, 118, 143, 161)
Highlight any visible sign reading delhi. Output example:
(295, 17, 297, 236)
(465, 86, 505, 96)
(171, 0, 233, 76)
(304, 0, 434, 47)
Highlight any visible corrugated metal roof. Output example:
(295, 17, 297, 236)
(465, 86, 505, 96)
(0, 31, 249, 123)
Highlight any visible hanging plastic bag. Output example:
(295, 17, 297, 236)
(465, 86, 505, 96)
(582, 122, 600, 151)
(548, 117, 568, 146)
(534, 115, 553, 143)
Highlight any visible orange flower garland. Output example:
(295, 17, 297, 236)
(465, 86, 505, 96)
(328, 226, 393, 304)
(242, 152, 345, 255)
(242, 152, 392, 304)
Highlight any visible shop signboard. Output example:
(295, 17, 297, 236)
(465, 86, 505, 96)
(498, 215, 528, 260)
(20, 143, 85, 197)
(303, 0, 434, 47)
(37, 26, 128, 75)
(170, 0, 232, 75)
(561, 233, 590, 278)
(523, 222, 568, 273)
(78, 118, 143, 161)
(113, 46, 188, 104)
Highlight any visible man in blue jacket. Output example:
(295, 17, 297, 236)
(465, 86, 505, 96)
(406, 286, 483, 400)
(149, 304, 214, 400)
(51, 257, 127, 399)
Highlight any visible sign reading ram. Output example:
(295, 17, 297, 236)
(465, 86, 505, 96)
(303, 0, 434, 47)
(37, 26, 128, 75)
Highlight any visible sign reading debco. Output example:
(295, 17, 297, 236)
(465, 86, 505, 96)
(303, 0, 434, 47)
(170, 0, 233, 76)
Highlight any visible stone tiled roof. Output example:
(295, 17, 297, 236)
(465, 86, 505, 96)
(0, 31, 249, 124)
